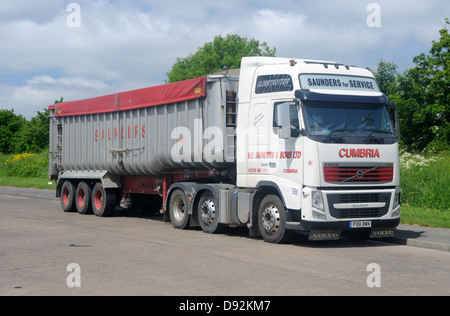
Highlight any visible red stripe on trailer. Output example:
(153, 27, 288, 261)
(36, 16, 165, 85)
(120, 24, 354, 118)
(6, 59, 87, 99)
(49, 76, 207, 117)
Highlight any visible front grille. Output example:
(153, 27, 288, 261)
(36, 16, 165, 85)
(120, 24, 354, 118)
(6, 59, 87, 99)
(339, 193, 380, 203)
(324, 166, 393, 183)
(336, 208, 381, 219)
(327, 193, 391, 219)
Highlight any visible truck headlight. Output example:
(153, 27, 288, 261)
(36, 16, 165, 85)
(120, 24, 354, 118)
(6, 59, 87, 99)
(312, 190, 324, 211)
(392, 188, 401, 217)
(393, 188, 401, 209)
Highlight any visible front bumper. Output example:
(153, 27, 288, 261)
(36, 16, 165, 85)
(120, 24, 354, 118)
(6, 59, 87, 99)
(286, 217, 400, 241)
(286, 217, 400, 231)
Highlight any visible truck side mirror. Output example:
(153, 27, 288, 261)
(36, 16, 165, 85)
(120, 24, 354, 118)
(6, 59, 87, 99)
(387, 100, 401, 139)
(275, 102, 291, 139)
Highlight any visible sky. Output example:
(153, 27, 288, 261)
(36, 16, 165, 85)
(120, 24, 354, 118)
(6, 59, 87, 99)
(0, 0, 448, 119)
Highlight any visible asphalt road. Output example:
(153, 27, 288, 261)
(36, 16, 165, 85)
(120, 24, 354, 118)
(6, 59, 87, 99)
(1, 193, 449, 296)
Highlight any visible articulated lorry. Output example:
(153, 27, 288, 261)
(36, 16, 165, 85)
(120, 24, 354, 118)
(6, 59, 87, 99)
(49, 57, 401, 243)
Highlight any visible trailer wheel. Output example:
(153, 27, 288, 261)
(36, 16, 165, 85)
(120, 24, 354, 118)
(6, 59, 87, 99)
(198, 191, 223, 234)
(61, 181, 76, 213)
(76, 182, 93, 215)
(92, 182, 116, 217)
(258, 195, 292, 244)
(169, 190, 190, 229)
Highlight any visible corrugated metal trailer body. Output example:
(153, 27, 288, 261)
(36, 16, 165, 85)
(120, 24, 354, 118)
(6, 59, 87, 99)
(49, 75, 239, 178)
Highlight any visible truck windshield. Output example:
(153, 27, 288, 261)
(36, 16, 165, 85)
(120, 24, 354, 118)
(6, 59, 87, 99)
(302, 101, 397, 144)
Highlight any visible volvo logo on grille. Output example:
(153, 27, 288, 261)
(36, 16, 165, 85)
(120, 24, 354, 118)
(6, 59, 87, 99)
(341, 166, 379, 182)
(356, 170, 365, 178)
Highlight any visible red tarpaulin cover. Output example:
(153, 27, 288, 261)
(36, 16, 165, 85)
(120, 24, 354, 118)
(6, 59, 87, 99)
(49, 76, 207, 117)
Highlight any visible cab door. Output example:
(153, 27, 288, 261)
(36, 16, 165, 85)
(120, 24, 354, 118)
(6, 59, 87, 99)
(246, 101, 271, 182)
(271, 100, 303, 210)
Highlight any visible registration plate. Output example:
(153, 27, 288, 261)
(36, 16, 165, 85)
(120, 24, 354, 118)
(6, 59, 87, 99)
(350, 221, 371, 228)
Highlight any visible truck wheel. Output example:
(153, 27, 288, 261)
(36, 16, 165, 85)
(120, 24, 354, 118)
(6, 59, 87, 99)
(92, 182, 116, 217)
(61, 181, 76, 212)
(258, 195, 292, 244)
(169, 190, 189, 229)
(76, 182, 93, 215)
(169, 190, 190, 229)
(198, 191, 223, 234)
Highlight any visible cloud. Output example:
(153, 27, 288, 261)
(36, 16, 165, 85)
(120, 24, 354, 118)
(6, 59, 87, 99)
(0, 0, 63, 23)
(249, 9, 306, 45)
(1, 2, 192, 80)
(239, 1, 449, 69)
(0, 1, 211, 117)
(0, 75, 115, 118)
(28, 75, 110, 91)
(0, 0, 449, 118)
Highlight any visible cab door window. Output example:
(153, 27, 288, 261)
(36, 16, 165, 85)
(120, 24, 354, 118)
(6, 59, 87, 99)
(273, 102, 300, 138)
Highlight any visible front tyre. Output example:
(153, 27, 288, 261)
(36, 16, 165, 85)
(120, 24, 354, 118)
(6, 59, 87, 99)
(258, 195, 292, 244)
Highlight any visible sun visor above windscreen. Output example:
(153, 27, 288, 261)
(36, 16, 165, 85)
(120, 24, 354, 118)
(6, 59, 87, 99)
(299, 74, 381, 93)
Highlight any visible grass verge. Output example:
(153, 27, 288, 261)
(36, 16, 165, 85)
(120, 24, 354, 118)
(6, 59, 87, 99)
(401, 205, 450, 228)
(399, 150, 449, 228)
(0, 152, 55, 190)
(0, 176, 55, 190)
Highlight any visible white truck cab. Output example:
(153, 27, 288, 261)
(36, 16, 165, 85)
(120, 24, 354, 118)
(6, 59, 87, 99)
(236, 57, 401, 242)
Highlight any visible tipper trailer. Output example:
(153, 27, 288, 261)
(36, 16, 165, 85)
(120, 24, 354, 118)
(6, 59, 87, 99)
(49, 57, 401, 243)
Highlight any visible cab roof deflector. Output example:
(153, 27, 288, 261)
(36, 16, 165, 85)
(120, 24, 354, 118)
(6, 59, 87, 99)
(295, 89, 389, 104)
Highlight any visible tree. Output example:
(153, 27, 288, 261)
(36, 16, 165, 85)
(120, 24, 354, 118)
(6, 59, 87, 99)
(375, 19, 449, 152)
(0, 98, 60, 154)
(13, 109, 50, 154)
(374, 60, 398, 96)
(167, 34, 276, 83)
(0, 109, 26, 154)
(418, 18, 450, 151)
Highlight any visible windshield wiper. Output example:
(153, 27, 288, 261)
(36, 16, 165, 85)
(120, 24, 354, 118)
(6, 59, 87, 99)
(364, 130, 394, 143)
(324, 129, 355, 143)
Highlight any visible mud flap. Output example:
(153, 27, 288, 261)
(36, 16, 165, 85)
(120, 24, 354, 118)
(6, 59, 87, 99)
(309, 230, 342, 241)
(370, 228, 396, 238)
